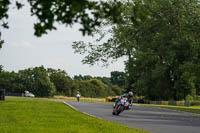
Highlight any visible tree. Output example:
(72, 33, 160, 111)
(18, 66, 56, 97)
(89, 79, 107, 97)
(73, 74, 84, 81)
(0, 65, 3, 73)
(96, 76, 112, 86)
(109, 85, 123, 96)
(18, 68, 35, 93)
(73, 0, 200, 100)
(47, 68, 73, 96)
(73, 74, 93, 81)
(0, 0, 10, 48)
(0, 69, 24, 93)
(31, 66, 56, 97)
(0, 65, 125, 97)
(72, 78, 113, 97)
(110, 71, 125, 88)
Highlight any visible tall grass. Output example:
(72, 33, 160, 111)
(53, 95, 106, 102)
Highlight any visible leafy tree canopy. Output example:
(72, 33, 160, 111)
(111, 71, 125, 88)
(0, 0, 124, 48)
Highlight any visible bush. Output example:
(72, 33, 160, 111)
(176, 101, 185, 106)
(168, 101, 176, 106)
(185, 95, 194, 101)
(162, 101, 168, 105)
(191, 101, 200, 106)
(194, 96, 200, 101)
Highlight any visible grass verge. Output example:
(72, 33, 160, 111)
(138, 104, 200, 114)
(0, 97, 148, 133)
(53, 95, 108, 103)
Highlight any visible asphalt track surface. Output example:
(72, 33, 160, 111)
(65, 101, 200, 133)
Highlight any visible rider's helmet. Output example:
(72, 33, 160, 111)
(128, 91, 133, 97)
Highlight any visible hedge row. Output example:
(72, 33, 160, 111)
(106, 97, 200, 107)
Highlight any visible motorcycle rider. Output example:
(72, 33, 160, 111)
(114, 91, 133, 109)
(76, 92, 81, 102)
(127, 91, 133, 105)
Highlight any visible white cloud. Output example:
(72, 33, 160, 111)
(11, 41, 33, 48)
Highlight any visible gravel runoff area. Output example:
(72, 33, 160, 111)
(65, 101, 200, 133)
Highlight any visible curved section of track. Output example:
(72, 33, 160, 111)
(65, 101, 200, 133)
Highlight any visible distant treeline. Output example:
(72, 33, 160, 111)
(0, 65, 125, 97)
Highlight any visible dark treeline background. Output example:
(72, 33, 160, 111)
(0, 65, 125, 98)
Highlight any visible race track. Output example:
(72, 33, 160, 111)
(65, 101, 200, 133)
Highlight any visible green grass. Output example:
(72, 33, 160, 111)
(138, 104, 200, 114)
(0, 97, 148, 133)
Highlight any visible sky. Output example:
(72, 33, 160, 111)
(0, 2, 125, 77)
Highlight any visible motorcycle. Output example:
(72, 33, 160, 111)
(112, 97, 129, 115)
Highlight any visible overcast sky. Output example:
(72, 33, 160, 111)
(0, 2, 125, 77)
